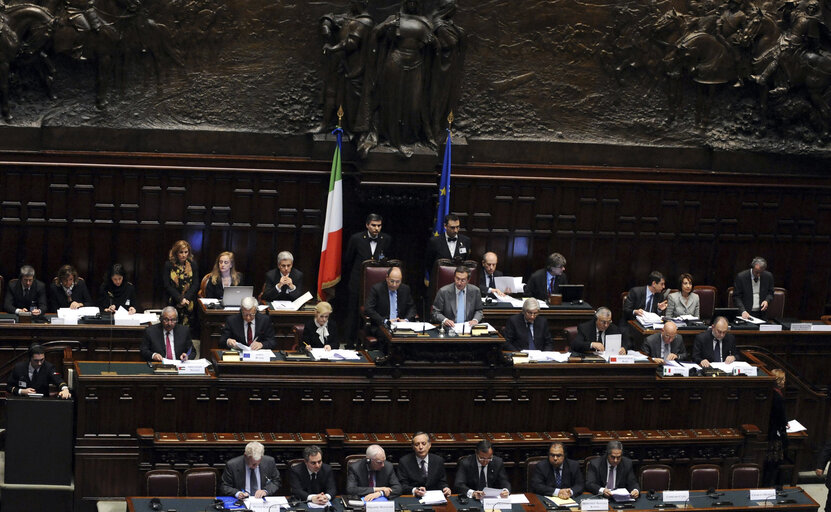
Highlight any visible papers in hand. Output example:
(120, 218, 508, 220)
(740, 314, 765, 324)
(493, 276, 523, 294)
(310, 348, 361, 361)
(482, 487, 504, 498)
(419, 490, 447, 505)
(610, 489, 634, 502)
(604, 334, 622, 354)
(271, 291, 313, 311)
(787, 419, 807, 433)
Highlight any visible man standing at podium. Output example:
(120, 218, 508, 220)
(139, 307, 193, 362)
(220, 441, 280, 499)
(431, 266, 483, 329)
(397, 432, 451, 497)
(7, 343, 70, 398)
(221, 296, 277, 351)
(586, 441, 639, 498)
(288, 445, 337, 505)
(454, 440, 510, 499)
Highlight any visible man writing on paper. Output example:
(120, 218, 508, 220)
(262, 251, 305, 302)
(642, 321, 687, 363)
(346, 444, 403, 501)
(220, 441, 280, 499)
(140, 307, 193, 362)
(431, 266, 483, 329)
(454, 440, 511, 499)
(587, 441, 639, 499)
(503, 298, 553, 352)
(692, 317, 738, 368)
(572, 307, 627, 354)
(478, 252, 509, 299)
(221, 296, 276, 351)
(734, 256, 775, 320)
(365, 266, 417, 337)
(623, 271, 667, 321)
(397, 431, 451, 498)
(7, 343, 71, 399)
(289, 445, 337, 505)
(530, 442, 584, 499)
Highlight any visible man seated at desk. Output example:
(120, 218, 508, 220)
(642, 320, 687, 363)
(478, 252, 509, 299)
(288, 445, 337, 505)
(692, 316, 738, 368)
(431, 266, 483, 329)
(623, 271, 667, 321)
(262, 251, 304, 302)
(586, 441, 639, 499)
(221, 296, 276, 351)
(346, 444, 403, 501)
(397, 431, 451, 498)
(7, 343, 71, 399)
(530, 442, 584, 499)
(525, 252, 568, 300)
(4, 264, 47, 315)
(454, 440, 510, 499)
(220, 441, 280, 499)
(503, 298, 553, 351)
(139, 307, 193, 362)
(572, 307, 627, 354)
(365, 266, 417, 336)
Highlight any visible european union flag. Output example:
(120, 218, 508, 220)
(425, 128, 452, 285)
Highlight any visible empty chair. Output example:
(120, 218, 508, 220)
(693, 285, 717, 320)
(526, 455, 547, 489)
(640, 464, 672, 491)
(689, 464, 721, 490)
(184, 468, 217, 496)
(562, 326, 578, 352)
(146, 469, 181, 496)
(730, 463, 760, 488)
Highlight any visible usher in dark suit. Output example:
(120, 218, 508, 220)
(139, 323, 194, 361)
(733, 268, 775, 318)
(571, 319, 625, 353)
(453, 454, 511, 495)
(503, 313, 553, 352)
(262, 268, 304, 302)
(288, 461, 337, 501)
(397, 453, 449, 493)
(7, 359, 67, 395)
(4, 278, 48, 314)
(424, 233, 473, 276)
(529, 458, 585, 496)
(525, 268, 569, 300)
(344, 230, 394, 341)
(219, 312, 277, 350)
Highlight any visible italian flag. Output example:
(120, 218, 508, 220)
(317, 129, 343, 300)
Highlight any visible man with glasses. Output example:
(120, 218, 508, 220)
(140, 306, 193, 362)
(7, 343, 70, 398)
(262, 251, 305, 302)
(526, 253, 569, 300)
(692, 316, 738, 367)
(221, 296, 277, 351)
(346, 444, 402, 501)
(572, 307, 626, 354)
(431, 266, 483, 329)
(503, 298, 553, 351)
(454, 440, 510, 499)
(530, 442, 584, 499)
(397, 432, 451, 498)
(587, 441, 639, 498)
(289, 445, 337, 505)
(642, 320, 687, 363)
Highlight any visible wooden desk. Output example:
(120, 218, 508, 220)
(482, 302, 595, 345)
(197, 301, 316, 353)
(382, 325, 506, 366)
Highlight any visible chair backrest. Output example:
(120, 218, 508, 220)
(620, 292, 628, 319)
(584, 455, 600, 481)
(184, 468, 217, 496)
(0, 274, 4, 308)
(726, 287, 735, 309)
(689, 464, 720, 490)
(198, 274, 210, 298)
(562, 326, 578, 352)
(640, 464, 672, 491)
(146, 469, 181, 496)
(291, 324, 305, 351)
(730, 463, 760, 488)
(343, 453, 367, 491)
(769, 288, 786, 319)
(693, 286, 717, 320)
(526, 455, 547, 489)
(361, 260, 403, 311)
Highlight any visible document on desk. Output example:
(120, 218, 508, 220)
(453, 322, 496, 334)
(199, 298, 220, 306)
(420, 490, 448, 504)
(392, 321, 434, 332)
(494, 276, 523, 294)
(711, 361, 753, 372)
(604, 334, 622, 354)
(310, 348, 361, 361)
(610, 489, 634, 502)
(787, 419, 807, 433)
(271, 291, 313, 311)
(549, 496, 578, 507)
(508, 494, 530, 504)
(625, 350, 649, 361)
(741, 314, 765, 324)
(245, 496, 288, 511)
(113, 307, 156, 325)
(521, 350, 571, 362)
(482, 487, 504, 498)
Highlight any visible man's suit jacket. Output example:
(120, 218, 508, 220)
(453, 454, 511, 495)
(302, 318, 340, 349)
(4, 278, 48, 313)
(525, 268, 569, 300)
(431, 284, 483, 324)
(692, 330, 738, 364)
(586, 456, 639, 494)
(424, 233, 473, 275)
(288, 462, 337, 500)
(365, 281, 417, 327)
(623, 286, 667, 321)
(503, 313, 553, 352)
(734, 269, 775, 315)
(345, 231, 393, 288)
(262, 268, 304, 302)
(815, 440, 831, 488)
(346, 459, 403, 498)
(47, 280, 93, 312)
(478, 269, 504, 297)
(219, 454, 280, 496)
(397, 453, 449, 492)
(642, 332, 688, 361)
(529, 458, 585, 496)
(572, 319, 625, 353)
(7, 359, 67, 395)
(220, 312, 277, 349)
(140, 323, 194, 361)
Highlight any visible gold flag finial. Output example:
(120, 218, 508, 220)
(337, 106, 344, 126)
(447, 111, 454, 128)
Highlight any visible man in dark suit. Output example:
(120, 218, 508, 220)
(692, 317, 738, 367)
(288, 445, 337, 504)
(530, 442, 584, 499)
(7, 343, 71, 399)
(572, 307, 627, 354)
(262, 251, 305, 302)
(623, 271, 667, 321)
(424, 214, 473, 280)
(504, 298, 553, 351)
(47, 264, 93, 312)
(220, 441, 280, 499)
(454, 440, 510, 499)
(431, 266, 483, 328)
(734, 256, 775, 320)
(346, 444, 403, 500)
(641, 320, 687, 363)
(365, 266, 417, 336)
(525, 253, 569, 300)
(139, 307, 193, 362)
(586, 441, 639, 498)
(4, 265, 47, 315)
(397, 431, 451, 497)
(815, 439, 831, 512)
(221, 296, 277, 351)
(478, 252, 508, 299)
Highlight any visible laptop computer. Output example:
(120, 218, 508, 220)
(221, 286, 254, 307)
(559, 284, 584, 303)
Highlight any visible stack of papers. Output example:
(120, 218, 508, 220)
(244, 496, 288, 511)
(494, 276, 524, 294)
(419, 490, 447, 505)
(520, 350, 571, 362)
(391, 321, 434, 332)
(114, 307, 157, 325)
(310, 348, 361, 360)
(54, 306, 100, 324)
(610, 489, 634, 502)
(740, 315, 765, 324)
(786, 419, 807, 433)
(548, 496, 578, 507)
(271, 291, 313, 311)
(636, 311, 663, 329)
(710, 361, 753, 372)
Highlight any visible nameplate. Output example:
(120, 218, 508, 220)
(790, 323, 812, 332)
(759, 324, 782, 332)
(242, 351, 272, 362)
(663, 491, 689, 502)
(366, 500, 395, 512)
(749, 489, 776, 501)
(609, 355, 635, 364)
(482, 498, 512, 511)
(662, 365, 690, 377)
(732, 366, 758, 376)
(176, 366, 205, 375)
(580, 498, 609, 511)
(812, 324, 831, 332)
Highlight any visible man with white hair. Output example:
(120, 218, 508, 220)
(734, 256, 775, 320)
(221, 296, 276, 350)
(140, 306, 193, 362)
(346, 444, 403, 500)
(503, 298, 553, 351)
(262, 250, 305, 302)
(220, 441, 280, 499)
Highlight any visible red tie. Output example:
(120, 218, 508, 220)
(247, 323, 253, 344)
(165, 332, 174, 359)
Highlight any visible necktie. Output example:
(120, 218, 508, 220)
(250, 467, 259, 493)
(311, 472, 319, 493)
(478, 465, 487, 490)
(420, 459, 428, 479)
(389, 290, 398, 320)
(489, 275, 495, 289)
(23, 288, 29, 300)
(32, 367, 39, 382)
(608, 466, 616, 490)
(549, 276, 556, 294)
(527, 322, 536, 350)
(369, 471, 376, 488)
(596, 330, 602, 343)
(447, 237, 457, 242)
(714, 340, 722, 362)
(646, 295, 653, 313)
(247, 323, 253, 344)
(754, 277, 759, 283)
(662, 341, 670, 360)
(165, 332, 174, 359)
(555, 467, 562, 488)
(455, 290, 465, 323)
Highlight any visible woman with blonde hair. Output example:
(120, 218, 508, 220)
(163, 240, 199, 326)
(302, 301, 339, 350)
(205, 251, 243, 299)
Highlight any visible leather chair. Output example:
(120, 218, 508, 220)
(640, 464, 672, 491)
(584, 455, 600, 481)
(358, 259, 403, 349)
(727, 287, 735, 309)
(197, 274, 210, 298)
(184, 467, 217, 496)
(689, 464, 720, 490)
(343, 454, 368, 492)
(146, 469, 181, 496)
(693, 285, 717, 320)
(562, 326, 578, 352)
(729, 463, 760, 488)
(0, 274, 4, 308)
(620, 292, 628, 320)
(526, 455, 547, 489)
(291, 324, 306, 351)
(430, 259, 478, 306)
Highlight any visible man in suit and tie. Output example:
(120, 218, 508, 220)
(642, 320, 687, 363)
(478, 252, 509, 299)
(288, 445, 337, 505)
(503, 298, 553, 351)
(530, 442, 584, 499)
(623, 271, 667, 321)
(365, 266, 417, 336)
(262, 251, 305, 302)
(572, 307, 627, 354)
(734, 256, 775, 320)
(692, 316, 738, 367)
(4, 265, 47, 315)
(139, 307, 193, 362)
(454, 440, 510, 499)
(346, 444, 403, 500)
(586, 441, 639, 498)
(220, 441, 280, 499)
(431, 266, 483, 329)
(526, 253, 569, 300)
(424, 214, 473, 279)
(221, 296, 277, 351)
(397, 432, 451, 497)
(7, 343, 71, 398)
(815, 439, 831, 512)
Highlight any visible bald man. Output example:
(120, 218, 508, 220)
(642, 321, 687, 363)
(692, 317, 738, 367)
(478, 252, 508, 299)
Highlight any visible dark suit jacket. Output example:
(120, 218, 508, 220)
(397, 453, 449, 492)
(478, 269, 504, 297)
(530, 458, 585, 496)
(692, 329, 738, 364)
(220, 312, 277, 350)
(346, 459, 403, 498)
(586, 456, 639, 494)
(262, 268, 304, 302)
(642, 332, 688, 361)
(4, 278, 48, 314)
(365, 281, 417, 327)
(220, 454, 280, 496)
(734, 269, 775, 315)
(424, 233, 473, 276)
(288, 462, 337, 500)
(431, 283, 483, 324)
(98, 281, 137, 310)
(624, 286, 667, 321)
(453, 454, 511, 495)
(47, 279, 93, 312)
(345, 231, 393, 289)
(204, 272, 245, 301)
(572, 319, 625, 353)
(302, 318, 339, 349)
(525, 268, 569, 300)
(140, 323, 194, 361)
(7, 359, 67, 395)
(504, 313, 553, 352)
(815, 440, 831, 488)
